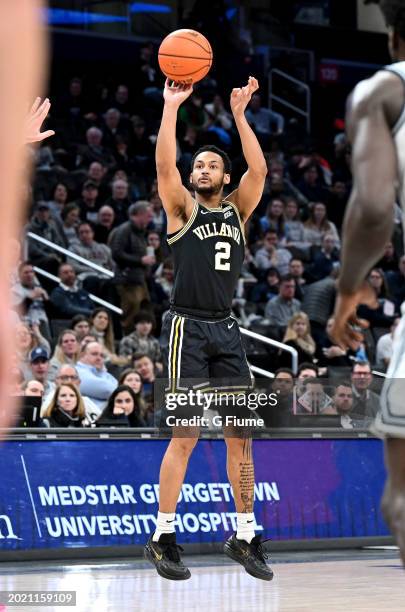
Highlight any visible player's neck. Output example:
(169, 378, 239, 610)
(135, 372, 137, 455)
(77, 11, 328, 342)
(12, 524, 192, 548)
(194, 192, 224, 209)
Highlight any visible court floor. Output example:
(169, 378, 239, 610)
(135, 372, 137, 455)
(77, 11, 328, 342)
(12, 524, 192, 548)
(0, 549, 403, 612)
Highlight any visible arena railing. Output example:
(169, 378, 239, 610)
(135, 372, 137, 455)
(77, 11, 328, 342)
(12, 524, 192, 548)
(33, 266, 123, 315)
(269, 68, 311, 133)
(240, 327, 298, 375)
(27, 232, 114, 278)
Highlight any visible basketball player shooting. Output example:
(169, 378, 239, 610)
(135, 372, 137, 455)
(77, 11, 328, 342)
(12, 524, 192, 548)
(144, 76, 273, 581)
(331, 0, 405, 566)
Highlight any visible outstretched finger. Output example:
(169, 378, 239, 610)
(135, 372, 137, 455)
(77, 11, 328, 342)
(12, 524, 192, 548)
(29, 97, 41, 115)
(37, 130, 55, 141)
(33, 98, 50, 121)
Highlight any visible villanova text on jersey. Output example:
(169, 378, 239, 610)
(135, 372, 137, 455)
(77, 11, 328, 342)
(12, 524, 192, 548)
(167, 200, 245, 319)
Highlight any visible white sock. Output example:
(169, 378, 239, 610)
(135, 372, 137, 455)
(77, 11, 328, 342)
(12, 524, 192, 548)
(236, 512, 255, 543)
(152, 511, 176, 542)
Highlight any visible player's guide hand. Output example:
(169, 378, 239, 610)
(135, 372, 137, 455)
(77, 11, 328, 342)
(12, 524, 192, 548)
(24, 97, 55, 144)
(331, 281, 378, 350)
(230, 76, 259, 117)
(163, 78, 193, 107)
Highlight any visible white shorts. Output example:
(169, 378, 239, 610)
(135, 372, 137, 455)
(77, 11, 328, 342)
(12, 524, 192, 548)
(371, 311, 405, 439)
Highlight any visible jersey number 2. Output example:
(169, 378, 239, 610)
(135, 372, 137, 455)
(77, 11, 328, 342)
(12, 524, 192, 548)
(215, 241, 231, 271)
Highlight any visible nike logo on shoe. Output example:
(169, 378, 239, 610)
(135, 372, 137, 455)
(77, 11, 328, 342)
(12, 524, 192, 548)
(247, 520, 254, 523)
(151, 543, 163, 561)
(228, 322, 235, 329)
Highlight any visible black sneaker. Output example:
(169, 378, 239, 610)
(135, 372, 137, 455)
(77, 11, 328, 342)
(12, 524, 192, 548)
(223, 533, 274, 581)
(144, 532, 191, 580)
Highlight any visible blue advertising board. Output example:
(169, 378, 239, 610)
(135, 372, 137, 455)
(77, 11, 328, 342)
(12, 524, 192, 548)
(0, 438, 389, 551)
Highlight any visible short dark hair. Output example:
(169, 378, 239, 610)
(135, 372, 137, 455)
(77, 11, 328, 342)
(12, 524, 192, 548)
(274, 367, 294, 379)
(380, 0, 405, 39)
(279, 274, 296, 285)
(351, 360, 371, 372)
(61, 203, 80, 221)
(297, 362, 318, 377)
(191, 146, 232, 174)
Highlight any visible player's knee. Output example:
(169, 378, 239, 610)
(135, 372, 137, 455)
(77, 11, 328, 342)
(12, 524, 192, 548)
(170, 435, 198, 456)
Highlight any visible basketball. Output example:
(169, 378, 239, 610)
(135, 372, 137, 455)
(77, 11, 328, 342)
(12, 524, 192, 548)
(158, 29, 213, 84)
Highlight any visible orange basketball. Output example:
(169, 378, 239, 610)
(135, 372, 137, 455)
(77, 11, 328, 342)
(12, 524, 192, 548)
(158, 29, 213, 84)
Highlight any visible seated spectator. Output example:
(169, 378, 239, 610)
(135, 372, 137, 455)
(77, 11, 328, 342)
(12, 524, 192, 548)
(265, 275, 301, 330)
(284, 197, 310, 255)
(29, 347, 55, 397)
(307, 234, 340, 282)
(260, 199, 286, 239)
(296, 165, 329, 203)
(96, 385, 146, 427)
(89, 308, 128, 366)
(265, 368, 295, 427)
(149, 186, 166, 234)
(279, 312, 317, 367)
(358, 268, 397, 328)
(377, 241, 399, 273)
(50, 264, 94, 318)
(25, 202, 64, 275)
(325, 179, 349, 230)
(288, 258, 307, 301)
(376, 317, 401, 368)
(15, 321, 50, 381)
(71, 315, 91, 341)
(24, 379, 45, 397)
(387, 254, 405, 310)
(119, 311, 161, 365)
(69, 222, 115, 281)
(255, 230, 292, 275)
(250, 267, 280, 306)
(104, 179, 132, 226)
(351, 361, 380, 418)
(204, 94, 233, 131)
(12, 261, 51, 341)
(77, 126, 116, 170)
(48, 330, 79, 381)
(301, 266, 339, 343)
(93, 206, 116, 244)
(41, 383, 87, 428)
(76, 341, 118, 410)
(86, 162, 110, 202)
(297, 363, 318, 381)
(316, 317, 357, 369)
(296, 377, 333, 415)
(119, 368, 147, 422)
(133, 353, 156, 402)
(60, 203, 80, 248)
(77, 181, 100, 225)
(47, 183, 69, 222)
(102, 108, 130, 150)
(303, 202, 340, 248)
(42, 364, 101, 422)
(245, 93, 284, 146)
(147, 231, 165, 269)
(327, 384, 369, 429)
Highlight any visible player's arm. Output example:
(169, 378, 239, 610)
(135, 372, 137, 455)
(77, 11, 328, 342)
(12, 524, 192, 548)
(331, 73, 399, 348)
(226, 76, 267, 221)
(156, 79, 194, 224)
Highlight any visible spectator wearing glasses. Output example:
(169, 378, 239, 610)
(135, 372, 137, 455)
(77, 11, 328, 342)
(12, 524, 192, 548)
(350, 361, 380, 418)
(76, 341, 118, 410)
(42, 364, 101, 422)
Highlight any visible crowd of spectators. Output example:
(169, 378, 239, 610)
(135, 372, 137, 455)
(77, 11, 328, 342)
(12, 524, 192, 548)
(9, 41, 405, 429)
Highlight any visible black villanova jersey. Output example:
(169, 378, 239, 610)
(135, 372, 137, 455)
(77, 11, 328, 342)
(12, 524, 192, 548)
(167, 200, 245, 318)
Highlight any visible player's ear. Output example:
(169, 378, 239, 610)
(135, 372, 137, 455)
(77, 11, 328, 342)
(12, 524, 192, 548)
(189, 173, 193, 185)
(223, 173, 231, 185)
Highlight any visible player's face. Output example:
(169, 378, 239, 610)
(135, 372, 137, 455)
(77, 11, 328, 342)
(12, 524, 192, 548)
(190, 152, 230, 195)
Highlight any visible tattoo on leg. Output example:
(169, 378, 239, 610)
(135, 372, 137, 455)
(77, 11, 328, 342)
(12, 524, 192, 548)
(239, 461, 254, 513)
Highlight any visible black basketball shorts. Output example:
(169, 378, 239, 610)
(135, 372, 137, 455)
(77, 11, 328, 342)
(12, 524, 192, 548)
(160, 310, 253, 394)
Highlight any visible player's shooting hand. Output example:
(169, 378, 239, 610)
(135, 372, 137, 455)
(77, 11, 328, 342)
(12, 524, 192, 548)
(330, 281, 377, 350)
(24, 97, 55, 144)
(163, 78, 193, 107)
(230, 76, 259, 117)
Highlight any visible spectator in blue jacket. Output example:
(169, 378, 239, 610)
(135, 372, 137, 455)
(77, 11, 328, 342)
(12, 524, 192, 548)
(76, 341, 118, 410)
(50, 263, 94, 317)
